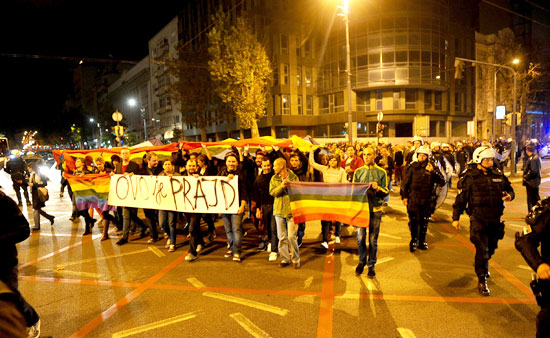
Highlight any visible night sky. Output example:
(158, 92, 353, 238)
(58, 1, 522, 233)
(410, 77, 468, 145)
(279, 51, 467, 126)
(0, 0, 182, 142)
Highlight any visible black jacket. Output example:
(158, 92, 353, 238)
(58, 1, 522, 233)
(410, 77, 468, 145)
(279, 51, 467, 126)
(522, 154, 541, 189)
(400, 160, 446, 212)
(5, 157, 28, 183)
(515, 197, 550, 273)
(254, 171, 275, 207)
(453, 167, 515, 221)
(0, 191, 30, 276)
(115, 161, 141, 175)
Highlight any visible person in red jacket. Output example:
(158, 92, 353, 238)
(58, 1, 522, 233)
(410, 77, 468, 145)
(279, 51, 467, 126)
(340, 145, 364, 182)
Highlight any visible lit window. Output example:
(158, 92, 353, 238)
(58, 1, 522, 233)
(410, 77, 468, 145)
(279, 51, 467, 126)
(280, 34, 288, 54)
(281, 94, 290, 115)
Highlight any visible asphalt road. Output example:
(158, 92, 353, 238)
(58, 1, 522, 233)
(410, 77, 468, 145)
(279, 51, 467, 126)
(2, 161, 549, 338)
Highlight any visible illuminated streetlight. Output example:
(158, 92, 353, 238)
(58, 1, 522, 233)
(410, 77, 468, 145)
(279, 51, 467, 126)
(89, 118, 94, 123)
(127, 97, 147, 141)
(128, 98, 137, 107)
(512, 58, 520, 64)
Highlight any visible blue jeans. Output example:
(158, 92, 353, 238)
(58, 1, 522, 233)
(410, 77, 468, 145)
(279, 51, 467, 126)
(159, 210, 177, 245)
(321, 221, 341, 243)
(222, 213, 243, 255)
(356, 210, 382, 267)
(384, 181, 392, 203)
(275, 215, 300, 264)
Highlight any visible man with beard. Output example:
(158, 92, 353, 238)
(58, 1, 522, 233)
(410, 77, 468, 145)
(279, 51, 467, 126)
(401, 145, 446, 251)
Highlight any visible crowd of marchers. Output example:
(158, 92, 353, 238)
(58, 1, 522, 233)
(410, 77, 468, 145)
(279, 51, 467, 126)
(0, 135, 547, 337)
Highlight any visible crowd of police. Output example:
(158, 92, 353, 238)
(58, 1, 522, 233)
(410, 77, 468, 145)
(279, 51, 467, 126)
(0, 135, 548, 337)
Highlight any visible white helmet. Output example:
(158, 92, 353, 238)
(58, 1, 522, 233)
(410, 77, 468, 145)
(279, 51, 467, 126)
(412, 135, 423, 145)
(416, 145, 431, 156)
(472, 146, 495, 164)
(431, 141, 440, 150)
(442, 143, 450, 148)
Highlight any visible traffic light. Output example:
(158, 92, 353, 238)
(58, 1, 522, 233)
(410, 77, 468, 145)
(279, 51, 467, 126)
(112, 126, 124, 137)
(454, 59, 464, 80)
(505, 113, 512, 126)
(517, 112, 523, 126)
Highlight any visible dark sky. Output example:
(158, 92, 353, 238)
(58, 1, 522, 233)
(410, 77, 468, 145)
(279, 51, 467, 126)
(0, 0, 182, 141)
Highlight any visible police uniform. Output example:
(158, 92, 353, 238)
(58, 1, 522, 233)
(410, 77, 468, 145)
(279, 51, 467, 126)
(523, 152, 541, 212)
(515, 197, 550, 337)
(401, 151, 446, 251)
(453, 162, 514, 296)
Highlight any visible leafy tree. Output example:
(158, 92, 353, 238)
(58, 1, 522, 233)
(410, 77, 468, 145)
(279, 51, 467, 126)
(172, 127, 183, 141)
(207, 9, 272, 138)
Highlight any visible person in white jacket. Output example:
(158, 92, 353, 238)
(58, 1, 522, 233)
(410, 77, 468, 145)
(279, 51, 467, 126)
(309, 147, 347, 249)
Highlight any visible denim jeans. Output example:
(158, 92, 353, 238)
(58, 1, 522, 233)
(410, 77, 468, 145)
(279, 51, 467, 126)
(262, 205, 278, 252)
(222, 213, 243, 255)
(275, 215, 300, 264)
(321, 221, 341, 243)
(384, 181, 392, 203)
(122, 207, 147, 240)
(159, 210, 177, 245)
(186, 213, 204, 255)
(356, 210, 382, 267)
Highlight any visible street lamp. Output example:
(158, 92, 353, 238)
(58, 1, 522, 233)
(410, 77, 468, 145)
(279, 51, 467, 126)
(88, 118, 103, 148)
(456, 56, 519, 175)
(338, 0, 353, 144)
(128, 98, 148, 141)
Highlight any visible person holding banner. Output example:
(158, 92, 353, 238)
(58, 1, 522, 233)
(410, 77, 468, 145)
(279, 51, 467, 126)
(254, 158, 278, 262)
(183, 159, 205, 261)
(270, 157, 300, 269)
(218, 152, 247, 262)
(67, 157, 97, 235)
(158, 160, 181, 252)
(352, 146, 389, 278)
(140, 152, 163, 243)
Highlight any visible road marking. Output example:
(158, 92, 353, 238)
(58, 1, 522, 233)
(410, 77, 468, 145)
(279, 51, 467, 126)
(203, 291, 289, 316)
(57, 248, 152, 269)
(230, 313, 272, 338)
(36, 214, 71, 226)
(38, 269, 103, 278)
(148, 246, 166, 257)
(376, 257, 395, 265)
(316, 249, 335, 338)
(304, 276, 314, 288)
(518, 265, 533, 271)
(379, 233, 401, 239)
(507, 223, 525, 230)
(187, 277, 206, 288)
(293, 295, 316, 304)
(18, 236, 96, 270)
(111, 311, 200, 338)
(398, 328, 417, 338)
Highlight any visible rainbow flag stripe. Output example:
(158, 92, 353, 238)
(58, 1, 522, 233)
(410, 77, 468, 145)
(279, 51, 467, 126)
(288, 182, 371, 227)
(66, 174, 115, 212)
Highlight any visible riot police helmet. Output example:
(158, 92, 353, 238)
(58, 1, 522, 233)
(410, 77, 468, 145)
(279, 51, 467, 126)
(472, 146, 495, 164)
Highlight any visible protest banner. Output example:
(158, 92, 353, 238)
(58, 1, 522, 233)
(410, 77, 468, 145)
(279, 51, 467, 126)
(108, 174, 240, 214)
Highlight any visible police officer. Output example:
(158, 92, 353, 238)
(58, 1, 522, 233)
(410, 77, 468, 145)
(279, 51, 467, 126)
(452, 146, 514, 296)
(405, 135, 423, 164)
(515, 196, 550, 337)
(4, 150, 31, 206)
(401, 145, 446, 252)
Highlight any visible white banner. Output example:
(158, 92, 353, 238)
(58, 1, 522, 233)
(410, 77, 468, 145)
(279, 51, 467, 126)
(108, 174, 240, 214)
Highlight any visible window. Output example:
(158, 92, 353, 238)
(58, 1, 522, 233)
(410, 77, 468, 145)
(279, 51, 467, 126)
(382, 51, 394, 65)
(297, 95, 303, 115)
(281, 94, 290, 115)
(282, 64, 289, 85)
(296, 65, 302, 86)
(357, 91, 371, 112)
(369, 52, 380, 66)
(304, 40, 312, 58)
(296, 37, 301, 57)
(334, 92, 344, 112)
(455, 92, 462, 111)
(320, 95, 329, 114)
(396, 51, 407, 64)
(430, 121, 437, 136)
(439, 121, 447, 136)
(314, 125, 327, 137)
(393, 89, 400, 109)
(306, 95, 313, 115)
(405, 89, 416, 109)
(376, 90, 383, 110)
(425, 90, 432, 109)
(280, 34, 288, 54)
(305, 67, 312, 87)
(434, 91, 442, 110)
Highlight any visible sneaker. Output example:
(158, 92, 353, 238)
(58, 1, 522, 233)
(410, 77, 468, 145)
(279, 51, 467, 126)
(165, 239, 171, 248)
(278, 261, 290, 268)
(27, 319, 41, 338)
(367, 266, 376, 278)
(355, 263, 365, 276)
(49, 216, 55, 225)
(233, 254, 241, 262)
(268, 252, 278, 262)
(185, 253, 197, 261)
(116, 238, 128, 245)
(169, 245, 175, 252)
(267, 243, 272, 253)
(196, 244, 203, 253)
(294, 262, 301, 269)
(224, 249, 233, 258)
(147, 238, 158, 244)
(321, 242, 329, 249)
(335, 236, 341, 244)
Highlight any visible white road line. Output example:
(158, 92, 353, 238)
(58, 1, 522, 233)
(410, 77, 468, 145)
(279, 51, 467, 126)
(376, 257, 395, 265)
(230, 313, 272, 338)
(111, 311, 200, 338)
(37, 269, 104, 278)
(507, 223, 525, 230)
(398, 328, 417, 338)
(303, 276, 314, 288)
(518, 265, 533, 271)
(148, 246, 166, 257)
(187, 277, 206, 288)
(203, 291, 289, 316)
(379, 233, 402, 240)
(56, 248, 152, 269)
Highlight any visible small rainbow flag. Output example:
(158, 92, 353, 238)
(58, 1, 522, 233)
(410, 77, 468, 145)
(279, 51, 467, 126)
(288, 182, 371, 227)
(66, 174, 115, 212)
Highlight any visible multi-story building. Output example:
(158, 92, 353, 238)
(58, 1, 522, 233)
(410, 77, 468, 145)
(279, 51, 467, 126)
(177, 0, 477, 143)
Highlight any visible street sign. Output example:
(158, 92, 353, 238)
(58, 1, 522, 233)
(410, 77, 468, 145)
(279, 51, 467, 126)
(495, 105, 505, 120)
(112, 109, 123, 122)
(377, 111, 383, 121)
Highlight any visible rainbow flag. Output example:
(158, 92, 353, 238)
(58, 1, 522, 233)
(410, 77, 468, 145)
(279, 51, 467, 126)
(288, 182, 371, 227)
(66, 174, 115, 212)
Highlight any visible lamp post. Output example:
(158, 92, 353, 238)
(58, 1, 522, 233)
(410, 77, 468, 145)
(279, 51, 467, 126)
(89, 118, 103, 148)
(128, 98, 147, 142)
(338, 0, 353, 144)
(455, 57, 518, 175)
